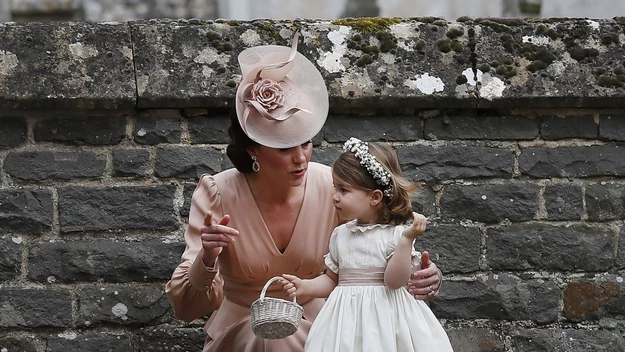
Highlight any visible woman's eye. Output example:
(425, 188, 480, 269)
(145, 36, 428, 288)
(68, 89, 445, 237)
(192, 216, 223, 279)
(302, 141, 312, 147)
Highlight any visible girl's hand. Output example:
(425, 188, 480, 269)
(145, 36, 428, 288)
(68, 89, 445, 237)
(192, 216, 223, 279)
(402, 212, 427, 240)
(407, 251, 442, 301)
(200, 211, 239, 267)
(281, 274, 304, 298)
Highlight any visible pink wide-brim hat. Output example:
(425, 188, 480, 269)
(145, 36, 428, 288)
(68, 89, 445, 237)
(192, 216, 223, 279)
(235, 32, 329, 149)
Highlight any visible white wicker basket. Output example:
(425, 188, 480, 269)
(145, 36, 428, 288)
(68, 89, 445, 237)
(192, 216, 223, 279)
(250, 276, 304, 340)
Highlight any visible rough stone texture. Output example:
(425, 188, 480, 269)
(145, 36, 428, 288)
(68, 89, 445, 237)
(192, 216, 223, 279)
(0, 117, 28, 148)
(47, 333, 131, 352)
(399, 145, 514, 182)
(432, 274, 560, 324)
(33, 116, 126, 145)
(424, 114, 538, 140)
(133, 326, 206, 352)
(0, 236, 21, 281)
(599, 114, 625, 141)
(486, 223, 614, 271)
(586, 182, 625, 221)
(27, 240, 185, 283)
(446, 328, 505, 352)
(112, 148, 151, 177)
(155, 146, 223, 179)
(0, 189, 53, 234)
(411, 185, 436, 215)
(76, 285, 172, 326)
(324, 114, 421, 142)
(540, 115, 597, 140)
(181, 181, 198, 218)
(0, 289, 72, 328)
(519, 145, 625, 178)
(415, 223, 481, 273)
(188, 112, 231, 144)
(0, 335, 39, 352)
(58, 185, 177, 232)
(563, 277, 624, 321)
(619, 226, 625, 268)
(509, 328, 625, 352)
(440, 183, 539, 223)
(0, 22, 135, 109)
(134, 110, 182, 145)
(5, 151, 107, 181)
(544, 183, 584, 220)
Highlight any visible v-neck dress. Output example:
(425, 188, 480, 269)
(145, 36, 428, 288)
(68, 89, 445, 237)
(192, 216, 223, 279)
(304, 221, 454, 352)
(166, 162, 338, 352)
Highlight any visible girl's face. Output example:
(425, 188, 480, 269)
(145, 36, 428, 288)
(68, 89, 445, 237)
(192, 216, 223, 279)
(331, 173, 379, 224)
(251, 141, 313, 186)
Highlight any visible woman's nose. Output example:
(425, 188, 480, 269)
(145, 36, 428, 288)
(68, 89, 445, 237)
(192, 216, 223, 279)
(292, 147, 306, 163)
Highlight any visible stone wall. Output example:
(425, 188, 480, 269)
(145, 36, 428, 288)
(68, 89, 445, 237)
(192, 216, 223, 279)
(0, 18, 625, 352)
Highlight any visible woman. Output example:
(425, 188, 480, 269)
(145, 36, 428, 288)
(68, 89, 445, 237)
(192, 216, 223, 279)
(165, 32, 443, 351)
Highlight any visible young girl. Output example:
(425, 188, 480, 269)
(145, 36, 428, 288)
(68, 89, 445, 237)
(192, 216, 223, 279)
(281, 137, 454, 352)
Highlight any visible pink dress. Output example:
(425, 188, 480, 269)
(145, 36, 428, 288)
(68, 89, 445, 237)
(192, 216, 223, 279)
(166, 162, 338, 352)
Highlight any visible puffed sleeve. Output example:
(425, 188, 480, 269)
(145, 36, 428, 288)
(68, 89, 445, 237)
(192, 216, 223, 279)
(165, 174, 224, 322)
(323, 226, 341, 274)
(386, 225, 422, 268)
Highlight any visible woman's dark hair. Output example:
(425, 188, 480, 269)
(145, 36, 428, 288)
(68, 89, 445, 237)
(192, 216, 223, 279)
(226, 109, 259, 173)
(332, 141, 418, 225)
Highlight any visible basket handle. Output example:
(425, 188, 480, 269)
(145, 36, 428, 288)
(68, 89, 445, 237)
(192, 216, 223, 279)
(260, 276, 297, 304)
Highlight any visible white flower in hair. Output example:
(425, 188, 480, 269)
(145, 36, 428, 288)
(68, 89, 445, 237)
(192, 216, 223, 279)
(343, 137, 394, 199)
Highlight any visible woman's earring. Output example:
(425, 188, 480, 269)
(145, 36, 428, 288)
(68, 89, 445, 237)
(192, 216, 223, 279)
(252, 156, 260, 172)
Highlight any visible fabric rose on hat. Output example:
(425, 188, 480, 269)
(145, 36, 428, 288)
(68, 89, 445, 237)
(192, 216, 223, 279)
(251, 78, 285, 111)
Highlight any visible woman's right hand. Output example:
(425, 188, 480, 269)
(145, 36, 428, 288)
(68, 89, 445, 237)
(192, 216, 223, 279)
(200, 211, 239, 267)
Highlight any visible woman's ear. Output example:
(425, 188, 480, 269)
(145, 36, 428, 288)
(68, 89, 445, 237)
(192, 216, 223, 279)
(369, 189, 384, 206)
(246, 146, 257, 159)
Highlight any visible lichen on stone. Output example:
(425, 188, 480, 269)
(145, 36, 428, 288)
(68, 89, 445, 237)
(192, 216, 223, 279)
(331, 17, 401, 33)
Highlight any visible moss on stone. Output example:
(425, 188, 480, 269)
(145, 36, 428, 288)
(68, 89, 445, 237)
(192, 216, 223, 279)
(352, 34, 363, 42)
(527, 60, 547, 72)
(478, 63, 491, 72)
(206, 31, 221, 41)
(355, 54, 374, 67)
(597, 74, 623, 87)
(456, 75, 468, 85)
(446, 27, 464, 39)
(376, 31, 397, 53)
(226, 79, 237, 88)
(332, 17, 401, 33)
(496, 64, 517, 78)
(456, 16, 472, 23)
(415, 39, 426, 51)
(437, 39, 452, 53)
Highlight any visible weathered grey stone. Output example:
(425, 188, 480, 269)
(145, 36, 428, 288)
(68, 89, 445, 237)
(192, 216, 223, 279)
(563, 277, 624, 321)
(0, 289, 72, 328)
(486, 223, 614, 271)
(310, 147, 342, 167)
(47, 333, 131, 352)
(414, 224, 481, 273)
(33, 116, 126, 145)
(600, 114, 625, 141)
(475, 18, 625, 108)
(0, 236, 21, 281)
(5, 151, 107, 181)
(0, 22, 135, 109)
(586, 183, 625, 221)
(112, 148, 151, 177)
(431, 274, 560, 324)
(424, 114, 538, 140)
(0, 189, 53, 234)
(0, 335, 38, 352)
(155, 146, 222, 179)
(58, 185, 177, 232)
(619, 227, 625, 268)
(0, 117, 28, 148)
(182, 181, 198, 218)
(446, 327, 505, 352)
(188, 113, 231, 144)
(544, 183, 583, 220)
(540, 115, 597, 140)
(399, 145, 514, 182)
(134, 110, 182, 145)
(440, 183, 539, 223)
(133, 326, 206, 352)
(27, 239, 185, 283)
(76, 285, 172, 326)
(411, 185, 436, 215)
(324, 115, 420, 142)
(509, 328, 625, 352)
(519, 145, 625, 178)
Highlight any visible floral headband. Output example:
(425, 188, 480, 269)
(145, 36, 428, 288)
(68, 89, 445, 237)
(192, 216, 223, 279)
(343, 137, 394, 199)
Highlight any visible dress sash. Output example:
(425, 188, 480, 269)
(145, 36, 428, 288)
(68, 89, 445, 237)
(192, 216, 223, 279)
(338, 267, 386, 286)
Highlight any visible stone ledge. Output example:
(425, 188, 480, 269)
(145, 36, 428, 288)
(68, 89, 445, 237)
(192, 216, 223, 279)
(1, 17, 625, 109)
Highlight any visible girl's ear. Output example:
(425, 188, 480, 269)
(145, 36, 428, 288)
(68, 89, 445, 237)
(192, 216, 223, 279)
(369, 189, 384, 206)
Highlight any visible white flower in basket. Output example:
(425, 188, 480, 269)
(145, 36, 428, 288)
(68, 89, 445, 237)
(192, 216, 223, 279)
(250, 276, 304, 340)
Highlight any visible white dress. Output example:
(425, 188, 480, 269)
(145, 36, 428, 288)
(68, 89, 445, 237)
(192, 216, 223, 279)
(304, 220, 454, 352)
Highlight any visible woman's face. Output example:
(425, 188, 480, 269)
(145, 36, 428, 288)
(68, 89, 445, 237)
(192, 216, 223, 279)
(251, 141, 313, 186)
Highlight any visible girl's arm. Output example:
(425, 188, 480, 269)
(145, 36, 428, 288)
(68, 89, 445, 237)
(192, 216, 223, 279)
(385, 213, 427, 290)
(282, 270, 338, 299)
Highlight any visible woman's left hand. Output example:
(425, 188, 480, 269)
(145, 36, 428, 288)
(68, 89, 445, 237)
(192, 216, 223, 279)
(407, 251, 442, 301)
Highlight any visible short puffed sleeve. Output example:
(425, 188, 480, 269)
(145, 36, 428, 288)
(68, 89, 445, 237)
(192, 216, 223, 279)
(323, 226, 341, 274)
(386, 225, 422, 268)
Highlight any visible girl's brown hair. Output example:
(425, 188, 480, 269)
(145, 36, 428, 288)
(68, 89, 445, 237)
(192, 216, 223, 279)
(332, 141, 418, 225)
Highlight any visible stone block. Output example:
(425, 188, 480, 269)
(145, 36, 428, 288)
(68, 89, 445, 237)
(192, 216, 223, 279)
(33, 116, 126, 145)
(425, 114, 538, 140)
(5, 151, 106, 181)
(0, 189, 53, 234)
(509, 328, 625, 351)
(155, 146, 222, 179)
(563, 277, 624, 321)
(0, 117, 28, 148)
(599, 114, 625, 141)
(47, 333, 131, 352)
(324, 115, 420, 142)
(540, 115, 597, 140)
(0, 236, 21, 281)
(586, 182, 625, 221)
(112, 148, 151, 177)
(188, 113, 231, 144)
(519, 145, 625, 178)
(134, 110, 182, 145)
(133, 326, 206, 352)
(0, 289, 72, 328)
(414, 223, 481, 273)
(544, 183, 584, 220)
